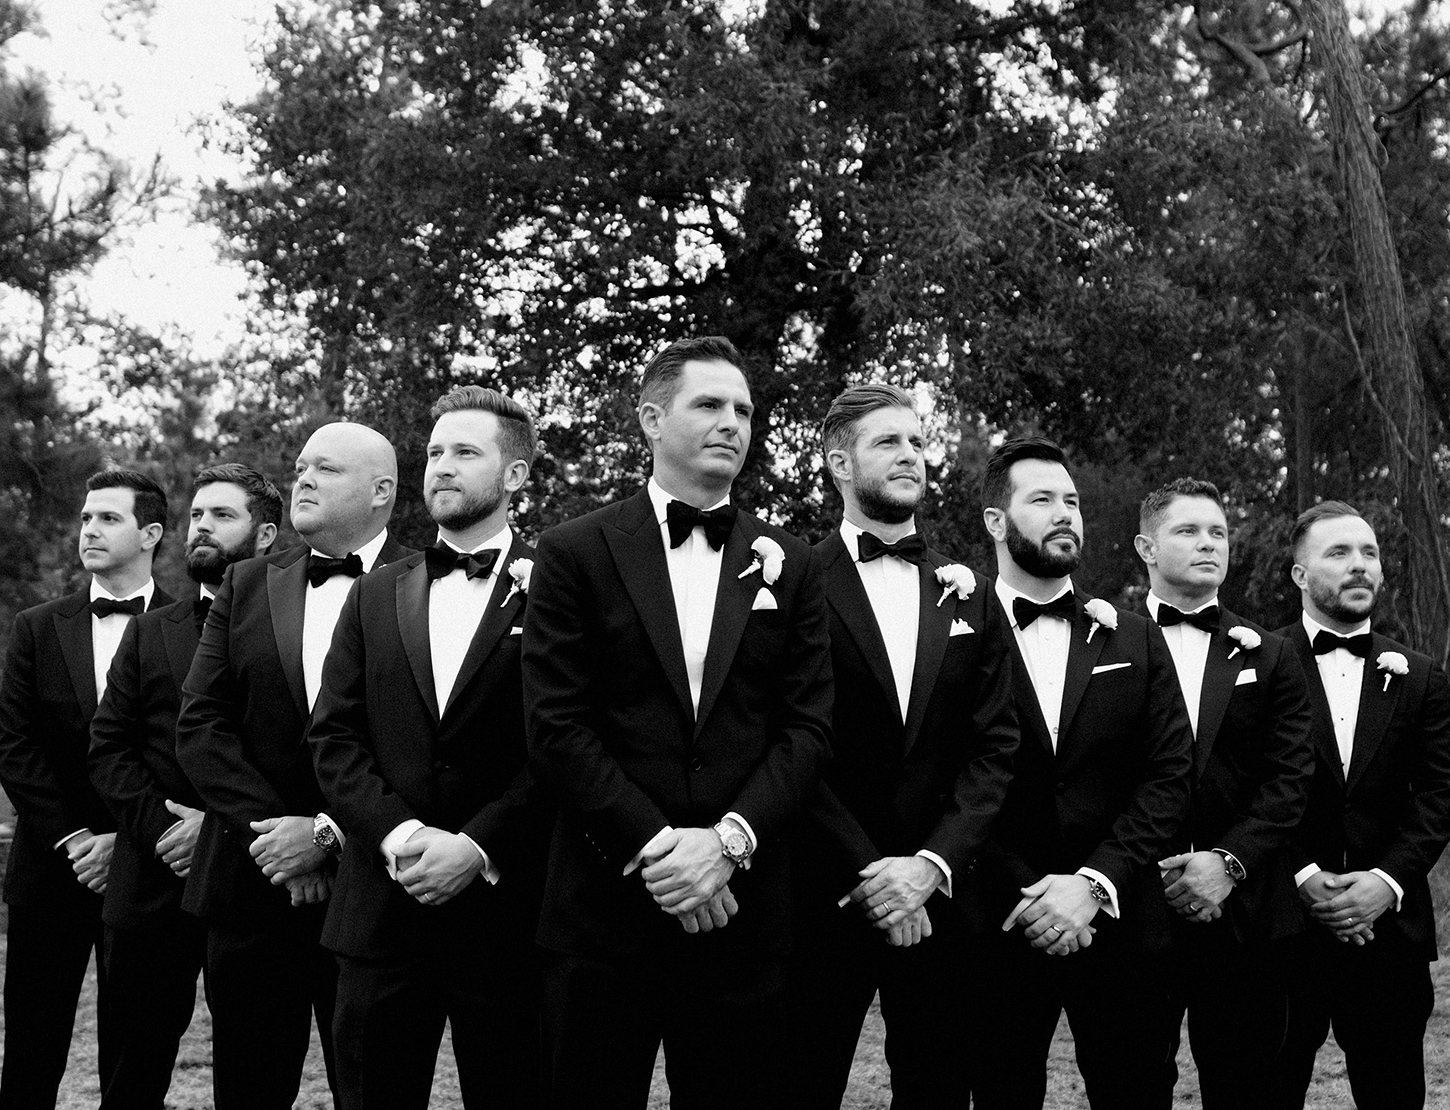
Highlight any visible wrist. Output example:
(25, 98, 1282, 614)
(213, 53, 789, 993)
(713, 819, 750, 868)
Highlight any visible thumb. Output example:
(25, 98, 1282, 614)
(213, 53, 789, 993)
(1157, 853, 1192, 870)
(858, 858, 890, 880)
(165, 799, 185, 817)
(1019, 876, 1051, 898)
(249, 817, 281, 834)
(1321, 875, 1343, 889)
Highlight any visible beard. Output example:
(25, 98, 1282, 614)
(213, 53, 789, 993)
(1308, 572, 1379, 624)
(427, 473, 506, 533)
(186, 528, 259, 585)
(854, 472, 920, 526)
(1005, 513, 1082, 579)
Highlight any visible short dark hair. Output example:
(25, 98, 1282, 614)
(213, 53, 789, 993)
(980, 436, 1068, 510)
(1290, 500, 1365, 561)
(192, 463, 284, 529)
(821, 383, 917, 462)
(1139, 478, 1224, 536)
(638, 336, 748, 412)
(430, 386, 538, 467)
(87, 468, 168, 531)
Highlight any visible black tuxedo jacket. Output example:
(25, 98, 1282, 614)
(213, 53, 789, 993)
(88, 597, 209, 929)
(523, 488, 833, 963)
(176, 538, 412, 924)
(1153, 607, 1313, 944)
(309, 537, 549, 959)
(962, 587, 1194, 949)
(807, 535, 1018, 903)
(0, 585, 173, 909)
(1279, 622, 1450, 960)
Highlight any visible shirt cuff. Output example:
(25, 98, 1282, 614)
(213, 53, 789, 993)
(916, 850, 953, 898)
(460, 832, 500, 886)
(1294, 863, 1322, 888)
(625, 825, 675, 876)
(156, 819, 185, 849)
(382, 819, 425, 880)
(1076, 867, 1119, 919)
(722, 812, 755, 870)
(54, 828, 90, 851)
(1370, 867, 1404, 911)
(1211, 848, 1246, 881)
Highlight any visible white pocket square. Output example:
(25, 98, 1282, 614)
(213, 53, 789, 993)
(950, 619, 975, 637)
(1235, 668, 1257, 686)
(1091, 662, 1132, 675)
(510, 627, 523, 636)
(751, 588, 778, 611)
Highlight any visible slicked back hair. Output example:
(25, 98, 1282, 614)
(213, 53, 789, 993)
(638, 336, 749, 413)
(430, 385, 538, 468)
(1291, 500, 1366, 562)
(1139, 478, 1224, 537)
(193, 463, 284, 529)
(821, 383, 918, 465)
(981, 436, 1068, 510)
(87, 468, 168, 530)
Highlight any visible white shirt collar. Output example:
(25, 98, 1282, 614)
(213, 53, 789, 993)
(1302, 611, 1371, 641)
(839, 519, 918, 563)
(90, 578, 154, 605)
(647, 476, 730, 524)
(311, 527, 390, 573)
(436, 522, 513, 566)
(1146, 592, 1219, 620)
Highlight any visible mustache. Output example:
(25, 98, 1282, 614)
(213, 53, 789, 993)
(1045, 528, 1081, 546)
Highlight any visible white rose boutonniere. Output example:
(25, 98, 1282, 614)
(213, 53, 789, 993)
(934, 564, 975, 607)
(500, 558, 533, 607)
(737, 536, 785, 585)
(1377, 651, 1409, 692)
(1083, 598, 1117, 643)
(1226, 626, 1261, 660)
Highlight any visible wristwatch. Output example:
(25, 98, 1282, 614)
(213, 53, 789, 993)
(1085, 877, 1112, 905)
(312, 814, 341, 857)
(713, 820, 750, 867)
(1213, 848, 1247, 882)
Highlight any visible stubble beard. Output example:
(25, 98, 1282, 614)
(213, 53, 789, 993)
(1308, 574, 1379, 625)
(855, 473, 919, 526)
(1005, 513, 1082, 579)
(428, 476, 505, 534)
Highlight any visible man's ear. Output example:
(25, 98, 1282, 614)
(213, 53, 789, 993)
(825, 448, 852, 486)
(140, 522, 163, 553)
(982, 506, 1006, 543)
(254, 522, 279, 556)
(1290, 563, 1308, 591)
(371, 475, 397, 509)
(638, 402, 663, 445)
(1132, 533, 1156, 566)
(503, 459, 531, 495)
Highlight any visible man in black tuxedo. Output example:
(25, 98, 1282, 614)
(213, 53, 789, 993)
(0, 468, 171, 1109)
(177, 422, 410, 1110)
(523, 336, 833, 1109)
(964, 437, 1194, 1110)
(786, 383, 1018, 1108)
(1131, 478, 1312, 1109)
(88, 463, 282, 1109)
(1272, 502, 1450, 1110)
(309, 387, 548, 1109)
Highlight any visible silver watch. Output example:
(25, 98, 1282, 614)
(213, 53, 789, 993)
(713, 820, 750, 866)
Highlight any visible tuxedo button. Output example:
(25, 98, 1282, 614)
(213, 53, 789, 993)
(690, 758, 703, 772)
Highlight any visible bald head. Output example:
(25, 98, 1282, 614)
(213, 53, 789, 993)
(291, 421, 398, 556)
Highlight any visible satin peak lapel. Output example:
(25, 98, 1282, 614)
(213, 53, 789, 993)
(267, 553, 310, 718)
(1289, 624, 1345, 786)
(820, 538, 897, 717)
(441, 549, 527, 721)
(396, 559, 439, 722)
(1345, 633, 1402, 794)
(695, 517, 758, 737)
(163, 604, 202, 689)
(902, 557, 957, 754)
(53, 599, 97, 719)
(1193, 629, 1246, 777)
(1056, 597, 1109, 746)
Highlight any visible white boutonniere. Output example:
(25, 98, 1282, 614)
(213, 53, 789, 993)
(934, 564, 975, 607)
(737, 536, 785, 585)
(1226, 626, 1261, 660)
(1083, 598, 1117, 643)
(500, 558, 533, 607)
(1377, 651, 1409, 692)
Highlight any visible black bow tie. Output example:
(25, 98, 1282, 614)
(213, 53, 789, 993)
(193, 596, 213, 623)
(666, 500, 737, 551)
(857, 532, 927, 566)
(1156, 604, 1220, 634)
(425, 544, 500, 582)
(90, 596, 145, 619)
(307, 553, 364, 588)
(1013, 593, 1076, 630)
(1312, 630, 1372, 658)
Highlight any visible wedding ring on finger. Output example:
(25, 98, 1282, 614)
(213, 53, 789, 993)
(1347, 916, 1354, 925)
(1189, 902, 1200, 912)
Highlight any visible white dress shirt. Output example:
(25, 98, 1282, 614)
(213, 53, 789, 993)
(301, 529, 390, 710)
(994, 576, 1119, 918)
(1294, 613, 1403, 907)
(1146, 592, 1217, 738)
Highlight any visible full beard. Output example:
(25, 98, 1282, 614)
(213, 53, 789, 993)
(855, 475, 919, 526)
(428, 476, 505, 533)
(1006, 514, 1082, 579)
(186, 530, 259, 585)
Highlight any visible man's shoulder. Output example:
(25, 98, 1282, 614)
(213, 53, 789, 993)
(737, 511, 811, 559)
(1370, 630, 1435, 676)
(15, 587, 89, 624)
(138, 596, 195, 626)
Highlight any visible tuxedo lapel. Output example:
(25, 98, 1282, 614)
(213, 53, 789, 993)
(695, 515, 759, 737)
(902, 555, 956, 754)
(995, 592, 1055, 755)
(603, 491, 693, 722)
(1287, 623, 1345, 787)
(440, 543, 530, 721)
(52, 594, 97, 718)
(162, 603, 202, 689)
(818, 535, 898, 718)
(1345, 632, 1400, 793)
(266, 550, 310, 718)
(1055, 594, 1108, 746)
(1194, 626, 1246, 778)
(395, 558, 439, 722)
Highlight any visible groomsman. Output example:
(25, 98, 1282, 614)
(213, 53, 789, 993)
(88, 463, 281, 1109)
(1273, 502, 1450, 1110)
(965, 437, 1193, 1110)
(310, 387, 548, 1109)
(523, 336, 833, 1109)
(177, 423, 410, 1110)
(787, 383, 1018, 1108)
(1132, 478, 1312, 1108)
(0, 469, 170, 1109)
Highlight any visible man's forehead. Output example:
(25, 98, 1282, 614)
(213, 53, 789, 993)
(83, 487, 136, 514)
(857, 405, 921, 438)
(1306, 515, 1378, 550)
(1160, 495, 1225, 528)
(193, 482, 250, 511)
(1009, 457, 1074, 495)
(678, 359, 750, 397)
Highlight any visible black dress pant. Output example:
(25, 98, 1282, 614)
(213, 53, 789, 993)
(98, 913, 207, 1110)
(0, 899, 113, 1110)
(205, 903, 339, 1110)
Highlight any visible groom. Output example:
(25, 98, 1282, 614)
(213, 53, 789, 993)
(523, 336, 834, 1109)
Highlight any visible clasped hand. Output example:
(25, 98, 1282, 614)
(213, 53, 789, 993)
(248, 815, 325, 884)
(395, 826, 485, 907)
(155, 800, 204, 878)
(1158, 851, 1234, 923)
(1002, 874, 1099, 957)
(845, 856, 943, 941)
(63, 830, 114, 893)
(641, 827, 735, 924)
(1300, 870, 1393, 945)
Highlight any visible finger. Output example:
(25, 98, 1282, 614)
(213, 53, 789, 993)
(1157, 853, 1193, 870)
(249, 818, 280, 834)
(920, 913, 933, 939)
(708, 900, 729, 929)
(175, 865, 190, 878)
(720, 888, 739, 916)
(1018, 877, 1051, 898)
(857, 858, 890, 881)
(1002, 894, 1036, 932)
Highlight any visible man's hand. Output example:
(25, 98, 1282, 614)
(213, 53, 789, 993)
(1002, 874, 1101, 955)
(65, 831, 115, 893)
(641, 827, 734, 915)
(395, 827, 485, 907)
(678, 885, 739, 934)
(1159, 851, 1234, 923)
(1298, 869, 1336, 909)
(283, 870, 331, 907)
(847, 856, 944, 932)
(248, 816, 326, 884)
(1310, 871, 1395, 943)
(886, 905, 934, 948)
(156, 800, 205, 878)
